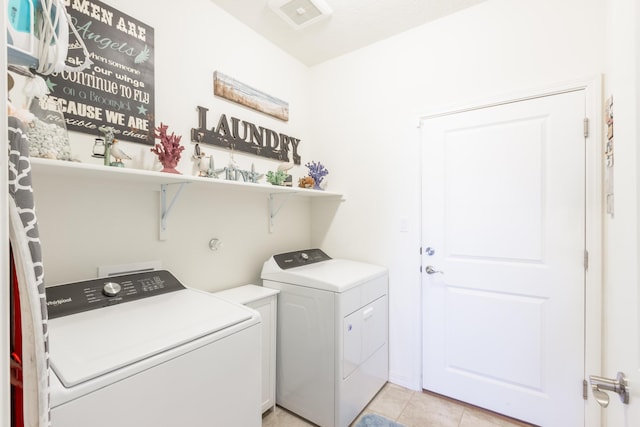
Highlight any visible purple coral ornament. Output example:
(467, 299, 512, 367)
(151, 123, 185, 174)
(305, 161, 329, 190)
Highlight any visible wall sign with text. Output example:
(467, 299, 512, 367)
(45, 0, 155, 144)
(191, 106, 302, 165)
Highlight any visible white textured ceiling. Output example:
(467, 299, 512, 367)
(210, 0, 488, 66)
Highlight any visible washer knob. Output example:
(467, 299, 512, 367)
(103, 282, 122, 297)
(300, 252, 309, 261)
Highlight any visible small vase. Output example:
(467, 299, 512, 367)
(161, 166, 181, 174)
(310, 176, 324, 190)
(159, 159, 181, 174)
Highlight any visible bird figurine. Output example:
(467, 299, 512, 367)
(276, 160, 294, 186)
(109, 139, 132, 167)
(277, 160, 294, 173)
(192, 144, 210, 177)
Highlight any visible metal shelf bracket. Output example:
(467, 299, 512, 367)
(160, 182, 189, 240)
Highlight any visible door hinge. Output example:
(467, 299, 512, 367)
(584, 250, 589, 271)
(584, 118, 589, 138)
(583, 379, 589, 400)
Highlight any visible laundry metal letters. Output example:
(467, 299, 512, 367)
(191, 106, 301, 165)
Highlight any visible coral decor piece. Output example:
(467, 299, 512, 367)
(266, 170, 288, 186)
(151, 123, 185, 174)
(298, 176, 315, 189)
(305, 161, 329, 190)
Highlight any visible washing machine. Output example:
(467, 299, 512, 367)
(45, 270, 262, 427)
(261, 249, 388, 427)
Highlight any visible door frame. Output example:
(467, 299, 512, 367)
(418, 76, 603, 427)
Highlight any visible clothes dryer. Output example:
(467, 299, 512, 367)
(46, 270, 261, 427)
(261, 249, 388, 427)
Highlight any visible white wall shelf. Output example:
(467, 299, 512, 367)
(30, 158, 344, 237)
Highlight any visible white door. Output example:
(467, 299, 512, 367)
(421, 90, 586, 426)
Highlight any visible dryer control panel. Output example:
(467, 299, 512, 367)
(46, 270, 185, 319)
(273, 249, 331, 269)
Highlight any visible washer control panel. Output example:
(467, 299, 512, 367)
(273, 248, 331, 269)
(46, 270, 185, 319)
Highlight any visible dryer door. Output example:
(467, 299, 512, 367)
(343, 295, 387, 379)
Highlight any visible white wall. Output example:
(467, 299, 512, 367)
(308, 0, 606, 389)
(602, 0, 639, 425)
(24, 0, 317, 289)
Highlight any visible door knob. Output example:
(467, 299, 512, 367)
(425, 266, 443, 275)
(589, 372, 629, 407)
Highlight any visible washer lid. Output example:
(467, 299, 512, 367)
(49, 289, 253, 387)
(261, 257, 387, 292)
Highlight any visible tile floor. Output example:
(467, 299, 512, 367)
(262, 382, 536, 427)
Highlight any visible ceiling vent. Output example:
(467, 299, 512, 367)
(268, 0, 333, 30)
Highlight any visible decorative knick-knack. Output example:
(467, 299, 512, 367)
(298, 176, 315, 189)
(109, 139, 132, 168)
(266, 170, 288, 186)
(305, 161, 329, 190)
(98, 126, 115, 167)
(151, 123, 185, 174)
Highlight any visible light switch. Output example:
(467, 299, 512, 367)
(400, 216, 409, 233)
